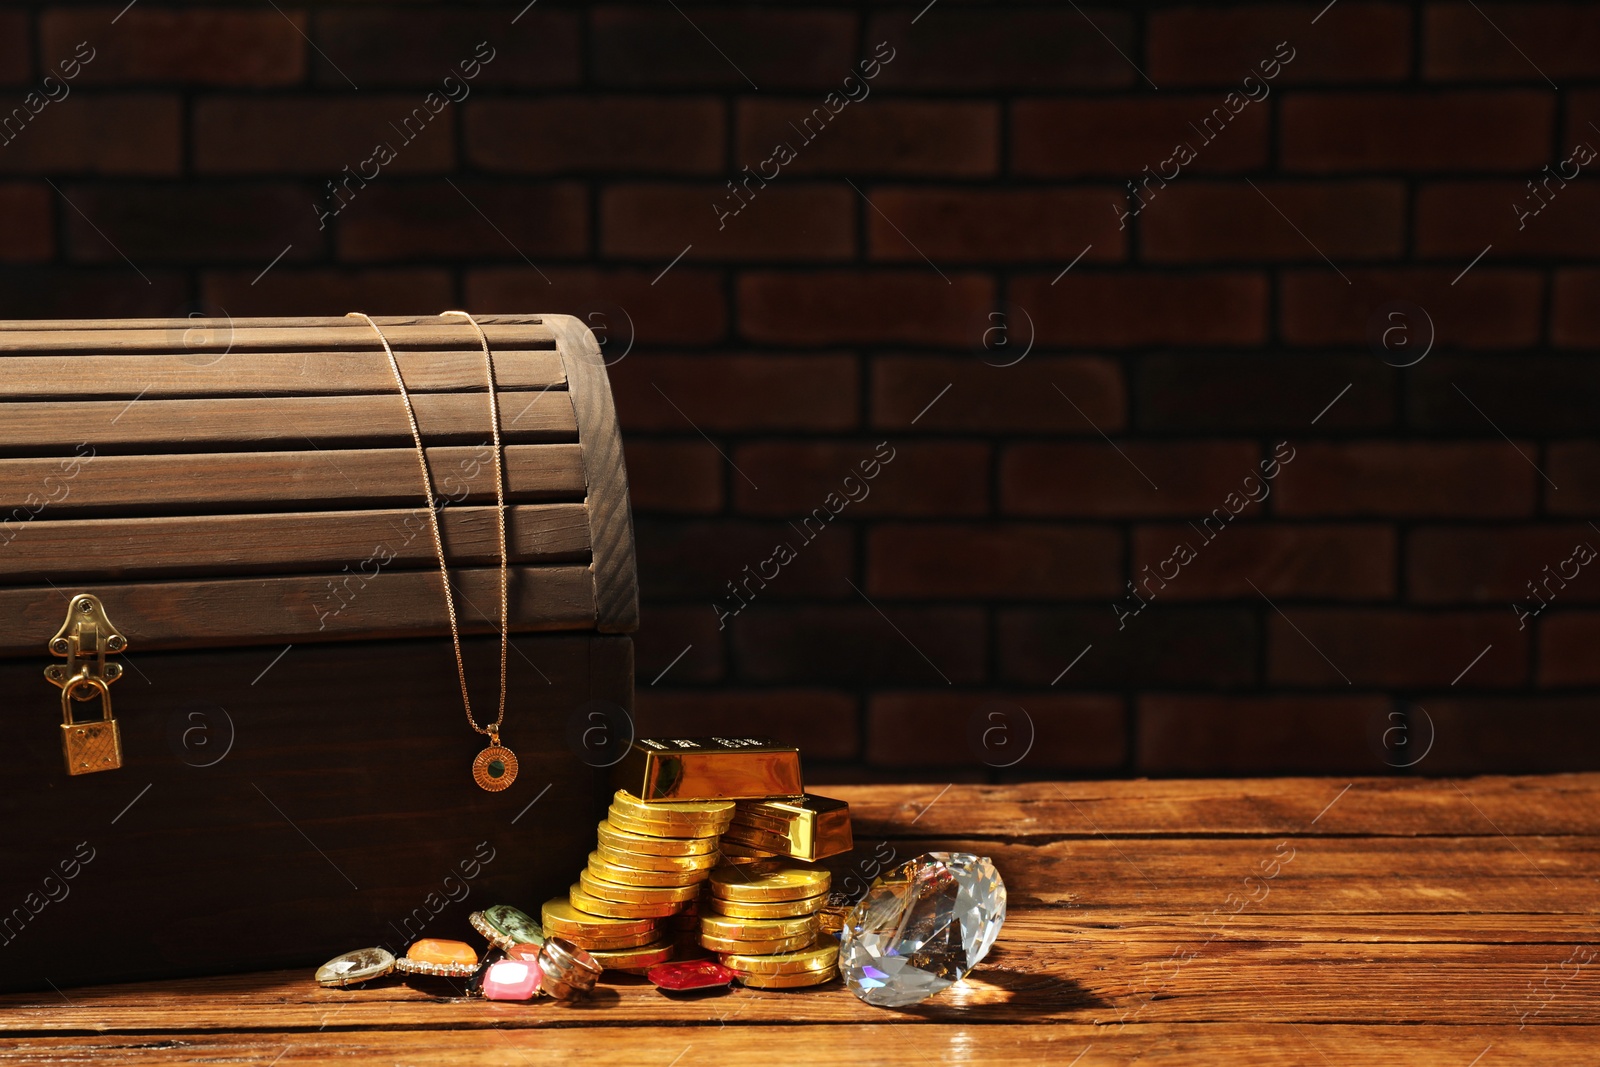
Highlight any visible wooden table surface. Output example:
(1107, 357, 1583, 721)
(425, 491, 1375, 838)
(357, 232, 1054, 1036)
(4, 775, 1597, 1065)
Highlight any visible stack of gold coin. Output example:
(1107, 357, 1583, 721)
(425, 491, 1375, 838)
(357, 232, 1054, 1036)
(561, 791, 734, 970)
(702, 862, 837, 987)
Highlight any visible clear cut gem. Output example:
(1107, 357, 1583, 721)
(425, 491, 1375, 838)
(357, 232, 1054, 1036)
(839, 851, 1006, 1008)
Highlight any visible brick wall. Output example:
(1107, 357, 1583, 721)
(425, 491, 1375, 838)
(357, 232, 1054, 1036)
(2, 2, 1596, 779)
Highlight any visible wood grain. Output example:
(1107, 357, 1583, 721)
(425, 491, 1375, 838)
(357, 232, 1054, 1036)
(0, 391, 577, 452)
(0, 504, 591, 583)
(0, 323, 557, 353)
(549, 314, 638, 634)
(0, 351, 565, 399)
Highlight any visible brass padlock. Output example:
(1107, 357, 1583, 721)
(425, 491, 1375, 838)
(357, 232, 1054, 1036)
(60, 673, 122, 775)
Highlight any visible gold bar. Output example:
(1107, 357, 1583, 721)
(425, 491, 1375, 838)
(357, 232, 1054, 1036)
(725, 793, 853, 861)
(612, 736, 803, 802)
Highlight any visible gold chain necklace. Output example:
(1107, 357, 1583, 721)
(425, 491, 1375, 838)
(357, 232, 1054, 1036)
(348, 311, 517, 792)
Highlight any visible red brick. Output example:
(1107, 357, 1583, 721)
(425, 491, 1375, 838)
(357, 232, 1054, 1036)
(636, 604, 723, 684)
(1553, 269, 1600, 348)
(866, 188, 1126, 263)
(1548, 444, 1600, 516)
(1281, 269, 1543, 349)
(1150, 4, 1410, 85)
(1563, 90, 1600, 147)
(1013, 272, 1268, 348)
(1133, 524, 1396, 600)
(611, 354, 858, 432)
(738, 271, 994, 347)
(1139, 355, 1395, 431)
(868, 692, 1126, 770)
(1002, 442, 1265, 518)
(0, 11, 28, 85)
(201, 268, 453, 316)
(0, 184, 51, 262)
(870, 9, 1134, 89)
(466, 268, 728, 347)
(1276, 443, 1538, 518)
(195, 98, 455, 175)
(998, 607, 1258, 686)
(1540, 614, 1600, 685)
(1013, 97, 1269, 177)
(731, 606, 986, 685)
(733, 442, 989, 519)
(738, 99, 998, 177)
(63, 183, 322, 263)
(0, 267, 186, 317)
(868, 524, 1122, 600)
(1267, 610, 1525, 686)
(638, 519, 853, 600)
(1282, 91, 1553, 172)
(1143, 181, 1406, 263)
(313, 10, 579, 88)
(1138, 695, 1396, 775)
(1424, 697, 1600, 773)
(624, 440, 724, 515)
(635, 691, 858, 761)
(41, 9, 304, 86)
(0, 96, 180, 175)
(466, 98, 724, 175)
(1409, 526, 1600, 604)
(1410, 355, 1600, 433)
(595, 7, 856, 89)
(872, 355, 1124, 433)
(336, 182, 586, 262)
(1426, 3, 1600, 80)
(1417, 181, 1600, 259)
(602, 184, 854, 261)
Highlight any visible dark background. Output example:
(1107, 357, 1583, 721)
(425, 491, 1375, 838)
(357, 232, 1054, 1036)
(2, 2, 1597, 780)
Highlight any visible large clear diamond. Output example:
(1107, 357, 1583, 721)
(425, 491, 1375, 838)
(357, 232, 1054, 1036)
(839, 852, 1006, 1008)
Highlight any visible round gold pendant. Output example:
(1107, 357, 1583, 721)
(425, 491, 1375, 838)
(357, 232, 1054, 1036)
(472, 743, 518, 792)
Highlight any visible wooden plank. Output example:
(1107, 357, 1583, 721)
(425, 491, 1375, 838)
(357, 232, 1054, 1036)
(0, 504, 591, 582)
(0, 314, 548, 331)
(0, 391, 577, 452)
(0, 322, 556, 353)
(0, 563, 596, 654)
(0, 443, 586, 515)
(549, 314, 638, 634)
(0, 351, 565, 399)
(825, 777, 1600, 839)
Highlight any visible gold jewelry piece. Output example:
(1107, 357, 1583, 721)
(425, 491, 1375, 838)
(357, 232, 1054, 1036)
(709, 863, 831, 903)
(568, 884, 684, 920)
(349, 311, 514, 793)
(392, 956, 479, 978)
(706, 893, 828, 920)
(597, 820, 720, 854)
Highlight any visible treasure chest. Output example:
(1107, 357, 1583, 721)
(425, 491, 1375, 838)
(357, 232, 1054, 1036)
(0, 314, 636, 993)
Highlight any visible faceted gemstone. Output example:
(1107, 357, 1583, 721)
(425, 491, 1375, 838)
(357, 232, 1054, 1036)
(482, 959, 542, 1001)
(315, 947, 395, 988)
(647, 958, 735, 993)
(838, 852, 1006, 1008)
(407, 938, 478, 967)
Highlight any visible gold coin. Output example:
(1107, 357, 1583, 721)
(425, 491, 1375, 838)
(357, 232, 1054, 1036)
(597, 842, 721, 873)
(568, 885, 684, 920)
(612, 789, 735, 823)
(607, 806, 726, 839)
(736, 966, 837, 989)
(706, 893, 827, 920)
(701, 930, 815, 955)
(721, 940, 837, 976)
(540, 897, 657, 940)
(587, 853, 711, 888)
(709, 863, 831, 903)
(578, 870, 700, 905)
(597, 820, 719, 856)
(588, 939, 676, 973)
(718, 842, 783, 861)
(699, 913, 818, 942)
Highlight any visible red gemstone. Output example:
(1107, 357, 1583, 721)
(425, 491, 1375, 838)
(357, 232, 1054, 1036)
(647, 959, 736, 993)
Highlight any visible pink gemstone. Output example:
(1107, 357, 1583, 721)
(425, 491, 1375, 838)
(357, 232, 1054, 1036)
(482, 959, 542, 1001)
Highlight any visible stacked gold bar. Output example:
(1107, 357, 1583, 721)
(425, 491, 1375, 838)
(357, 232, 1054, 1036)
(701, 861, 838, 987)
(541, 791, 730, 974)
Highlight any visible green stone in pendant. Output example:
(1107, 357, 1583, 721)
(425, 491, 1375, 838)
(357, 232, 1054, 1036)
(488, 759, 505, 778)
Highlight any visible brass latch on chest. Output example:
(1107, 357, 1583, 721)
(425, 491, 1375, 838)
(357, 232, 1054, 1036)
(45, 594, 128, 776)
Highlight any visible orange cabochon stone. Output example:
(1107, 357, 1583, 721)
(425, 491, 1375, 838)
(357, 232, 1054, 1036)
(406, 939, 478, 966)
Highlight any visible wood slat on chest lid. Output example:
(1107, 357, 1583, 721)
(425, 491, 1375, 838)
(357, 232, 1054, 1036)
(0, 321, 557, 353)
